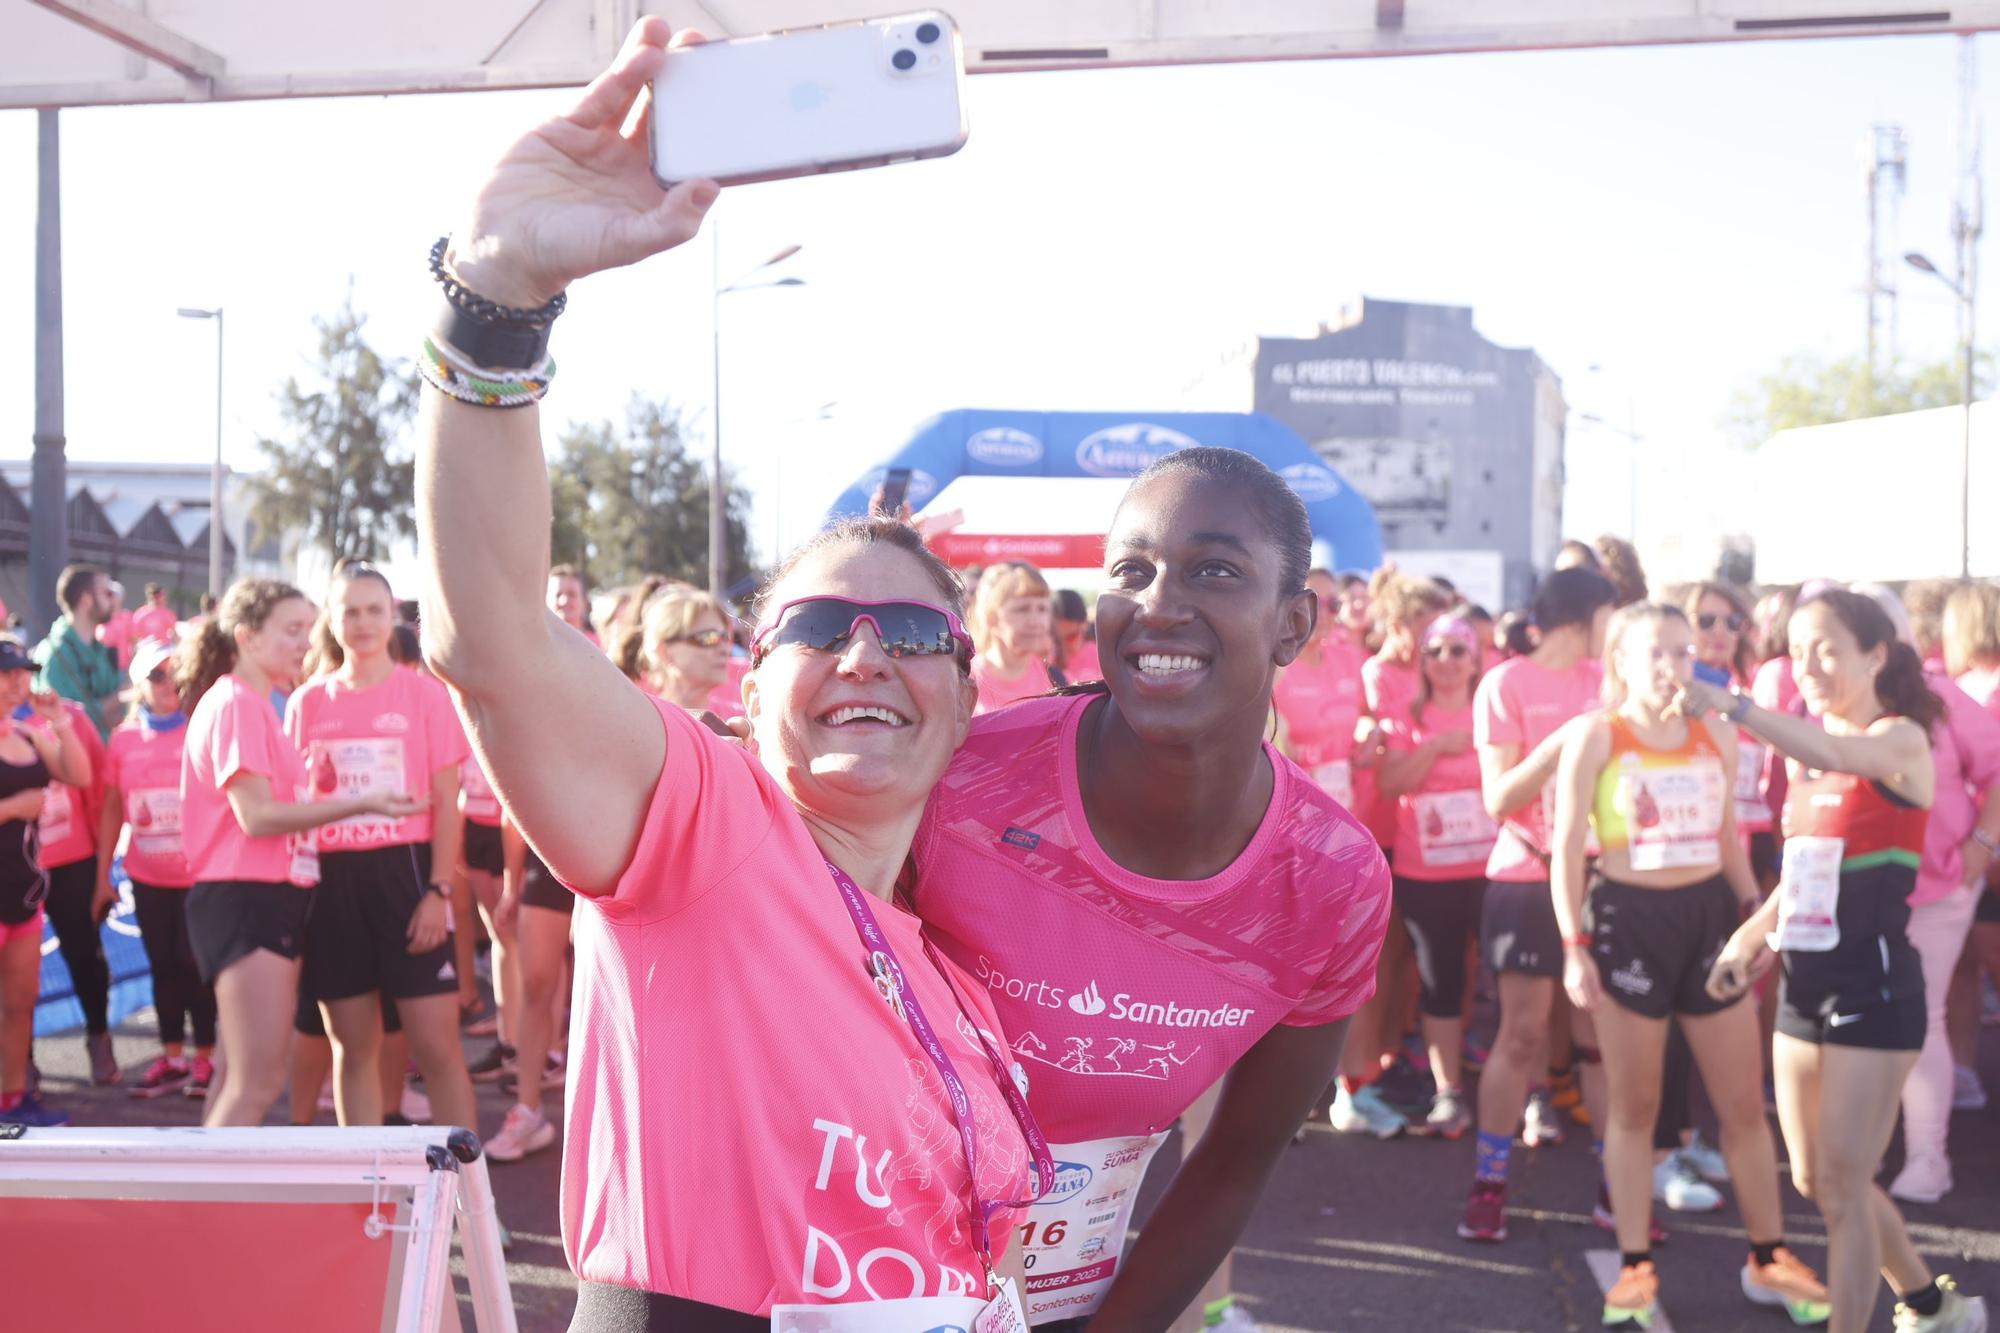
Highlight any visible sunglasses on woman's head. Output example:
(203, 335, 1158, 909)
(671, 628, 730, 649)
(1697, 612, 1746, 633)
(1423, 642, 1471, 660)
(751, 597, 973, 670)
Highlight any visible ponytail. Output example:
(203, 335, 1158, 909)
(1876, 639, 1946, 734)
(176, 577, 307, 712)
(611, 620, 646, 682)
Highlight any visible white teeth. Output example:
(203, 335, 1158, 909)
(1136, 653, 1206, 675)
(819, 705, 908, 727)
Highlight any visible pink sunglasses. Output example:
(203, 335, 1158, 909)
(751, 596, 974, 669)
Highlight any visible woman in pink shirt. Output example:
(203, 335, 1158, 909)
(1274, 568, 1369, 811)
(180, 579, 421, 1128)
(1942, 584, 2000, 1119)
(1377, 614, 1495, 1140)
(97, 637, 216, 1099)
(625, 585, 734, 714)
(970, 560, 1057, 714)
(285, 564, 476, 1132)
(418, 34, 1048, 1322)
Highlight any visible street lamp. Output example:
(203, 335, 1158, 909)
(176, 306, 225, 597)
(711, 236, 805, 600)
(1907, 250, 1977, 580)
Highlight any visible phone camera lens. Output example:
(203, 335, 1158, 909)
(916, 22, 941, 44)
(892, 48, 917, 70)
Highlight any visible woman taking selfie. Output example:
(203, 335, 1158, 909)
(1550, 603, 1827, 1328)
(179, 579, 422, 1128)
(1691, 590, 1987, 1333)
(417, 21, 1047, 1324)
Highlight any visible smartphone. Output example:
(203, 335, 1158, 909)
(650, 12, 968, 188)
(1692, 661, 1732, 688)
(877, 466, 913, 515)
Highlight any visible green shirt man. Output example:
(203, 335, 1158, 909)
(32, 565, 124, 743)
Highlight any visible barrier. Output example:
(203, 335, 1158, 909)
(34, 857, 156, 1037)
(0, 1125, 517, 1333)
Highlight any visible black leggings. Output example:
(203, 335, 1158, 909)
(43, 856, 109, 1036)
(132, 882, 217, 1049)
(1395, 875, 1486, 1017)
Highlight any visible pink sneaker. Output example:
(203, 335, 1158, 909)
(129, 1056, 190, 1099)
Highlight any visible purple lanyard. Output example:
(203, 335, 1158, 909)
(824, 860, 1055, 1280)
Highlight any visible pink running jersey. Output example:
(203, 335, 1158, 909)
(971, 657, 1054, 715)
(561, 696, 1032, 1310)
(181, 674, 315, 886)
(1474, 655, 1604, 883)
(1382, 701, 1493, 880)
(106, 717, 193, 888)
(23, 698, 104, 871)
(1272, 639, 1365, 771)
(285, 667, 469, 851)
(913, 694, 1391, 1142)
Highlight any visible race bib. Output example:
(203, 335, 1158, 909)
(1622, 760, 1726, 871)
(1733, 735, 1770, 825)
(1310, 760, 1354, 810)
(312, 738, 406, 837)
(771, 1280, 1024, 1333)
(1413, 790, 1498, 866)
(287, 783, 321, 888)
(37, 785, 73, 848)
(1774, 835, 1842, 952)
(126, 787, 183, 856)
(1018, 1132, 1170, 1325)
(461, 761, 501, 822)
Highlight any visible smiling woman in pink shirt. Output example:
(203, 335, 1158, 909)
(417, 24, 1047, 1327)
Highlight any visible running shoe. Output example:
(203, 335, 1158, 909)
(184, 1055, 214, 1099)
(1330, 1082, 1408, 1139)
(1894, 1277, 1989, 1333)
(1678, 1132, 1730, 1183)
(468, 1042, 516, 1084)
(1421, 1089, 1473, 1140)
(485, 1104, 557, 1163)
(87, 1031, 120, 1086)
(497, 1053, 567, 1099)
(401, 1082, 433, 1123)
(1457, 1178, 1508, 1242)
(1653, 1153, 1725, 1212)
(1521, 1089, 1565, 1147)
(1603, 1260, 1660, 1327)
(0, 1094, 70, 1127)
(1742, 1247, 1833, 1326)
(1889, 1153, 1955, 1205)
(1594, 1182, 1669, 1245)
(129, 1056, 191, 1099)
(1953, 1065, 1988, 1112)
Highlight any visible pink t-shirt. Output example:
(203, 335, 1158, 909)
(1383, 700, 1495, 880)
(1360, 654, 1421, 848)
(131, 604, 179, 646)
(285, 667, 468, 852)
(106, 717, 193, 888)
(23, 698, 105, 871)
(913, 694, 1392, 1142)
(1474, 655, 1604, 883)
(562, 695, 1033, 1309)
(1914, 664, 2000, 907)
(460, 752, 503, 828)
(1274, 640, 1366, 771)
(181, 674, 316, 886)
(1752, 656, 1801, 829)
(971, 656, 1054, 715)
(706, 655, 751, 721)
(1062, 641, 1102, 684)
(97, 609, 137, 671)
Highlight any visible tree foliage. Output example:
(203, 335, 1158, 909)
(1725, 350, 1989, 448)
(247, 296, 418, 562)
(547, 396, 752, 592)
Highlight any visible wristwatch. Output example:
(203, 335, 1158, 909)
(1726, 692, 1753, 725)
(425, 882, 451, 900)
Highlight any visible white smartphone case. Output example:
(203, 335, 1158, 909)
(649, 11, 969, 188)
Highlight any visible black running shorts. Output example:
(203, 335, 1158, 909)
(1777, 878, 1926, 1051)
(519, 850, 575, 915)
(1481, 878, 1562, 979)
(1396, 875, 1486, 1016)
(1585, 873, 1742, 1021)
(187, 879, 310, 983)
(462, 820, 504, 876)
(303, 844, 459, 1004)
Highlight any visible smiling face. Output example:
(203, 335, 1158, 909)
(140, 662, 180, 715)
(743, 542, 976, 824)
(239, 596, 317, 686)
(1693, 591, 1744, 672)
(1790, 601, 1885, 722)
(0, 668, 29, 713)
(1615, 612, 1694, 712)
(1420, 626, 1478, 696)
(331, 575, 395, 665)
(1337, 578, 1371, 636)
(1096, 471, 1313, 745)
(549, 574, 588, 630)
(657, 609, 732, 694)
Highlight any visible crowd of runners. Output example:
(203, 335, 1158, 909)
(1, 17, 1997, 1333)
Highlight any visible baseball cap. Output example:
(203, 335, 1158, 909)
(0, 639, 31, 674)
(130, 637, 177, 685)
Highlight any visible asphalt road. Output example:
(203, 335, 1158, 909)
(22, 1001, 2000, 1333)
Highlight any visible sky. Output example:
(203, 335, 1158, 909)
(0, 27, 1982, 584)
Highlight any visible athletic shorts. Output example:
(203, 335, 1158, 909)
(1584, 873, 1740, 1021)
(295, 981, 402, 1036)
(462, 820, 504, 876)
(1777, 881, 1926, 1051)
(1977, 887, 2000, 926)
(1395, 875, 1485, 1017)
(1481, 878, 1562, 979)
(519, 851, 573, 915)
(187, 880, 311, 983)
(1749, 830, 1780, 886)
(0, 907, 44, 949)
(302, 844, 459, 1005)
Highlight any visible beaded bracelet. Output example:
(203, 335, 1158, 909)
(417, 334, 555, 410)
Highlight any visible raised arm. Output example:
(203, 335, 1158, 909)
(417, 18, 717, 893)
(1683, 679, 1933, 804)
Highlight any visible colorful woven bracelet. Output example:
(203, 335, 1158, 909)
(417, 335, 554, 409)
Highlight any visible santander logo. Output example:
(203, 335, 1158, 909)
(1067, 981, 1108, 1017)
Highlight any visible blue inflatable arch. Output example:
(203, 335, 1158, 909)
(826, 409, 1385, 572)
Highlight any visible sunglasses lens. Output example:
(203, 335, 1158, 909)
(146, 669, 168, 684)
(870, 604, 957, 657)
(767, 599, 958, 660)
